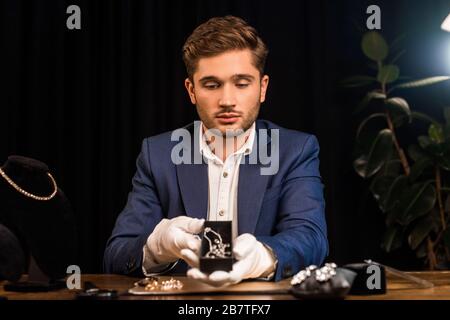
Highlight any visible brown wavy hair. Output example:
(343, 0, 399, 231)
(182, 15, 268, 80)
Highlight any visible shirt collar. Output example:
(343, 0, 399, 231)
(199, 121, 256, 163)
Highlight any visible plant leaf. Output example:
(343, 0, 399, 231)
(341, 75, 377, 88)
(377, 65, 400, 84)
(390, 34, 406, 52)
(408, 144, 428, 162)
(386, 204, 403, 227)
(391, 76, 450, 91)
(383, 175, 409, 212)
(408, 216, 434, 250)
(353, 129, 394, 178)
(356, 113, 387, 138)
(415, 241, 428, 258)
(397, 182, 436, 226)
(428, 123, 444, 144)
(362, 31, 389, 62)
(385, 97, 412, 123)
(409, 157, 433, 182)
(382, 159, 402, 177)
(370, 175, 395, 208)
(437, 152, 450, 171)
(418, 136, 432, 149)
(411, 111, 440, 126)
(389, 49, 406, 64)
(429, 207, 441, 233)
(353, 90, 387, 114)
(381, 225, 403, 252)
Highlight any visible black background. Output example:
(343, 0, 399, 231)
(2, 0, 450, 273)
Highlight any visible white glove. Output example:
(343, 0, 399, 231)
(187, 233, 276, 287)
(144, 216, 204, 268)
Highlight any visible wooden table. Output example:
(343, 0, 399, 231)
(1, 271, 450, 300)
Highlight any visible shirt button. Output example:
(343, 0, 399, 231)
(218, 210, 225, 216)
(245, 148, 250, 154)
(223, 172, 228, 178)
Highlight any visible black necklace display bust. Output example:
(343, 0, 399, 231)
(0, 155, 77, 291)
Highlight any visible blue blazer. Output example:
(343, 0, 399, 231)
(104, 120, 328, 281)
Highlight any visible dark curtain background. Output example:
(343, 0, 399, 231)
(2, 0, 450, 273)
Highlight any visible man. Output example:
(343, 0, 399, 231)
(104, 15, 328, 286)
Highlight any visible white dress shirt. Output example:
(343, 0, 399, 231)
(199, 121, 255, 240)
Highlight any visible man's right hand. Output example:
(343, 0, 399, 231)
(144, 216, 204, 267)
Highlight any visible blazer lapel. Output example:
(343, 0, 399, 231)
(177, 163, 208, 220)
(237, 163, 270, 235)
(238, 120, 271, 235)
(176, 122, 208, 220)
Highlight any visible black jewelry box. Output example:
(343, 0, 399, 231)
(199, 221, 233, 273)
(343, 263, 386, 295)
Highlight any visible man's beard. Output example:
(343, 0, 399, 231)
(197, 104, 260, 137)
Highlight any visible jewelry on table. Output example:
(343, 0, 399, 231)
(134, 276, 159, 287)
(143, 277, 184, 291)
(291, 263, 338, 286)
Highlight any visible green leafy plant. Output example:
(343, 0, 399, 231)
(344, 31, 450, 269)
